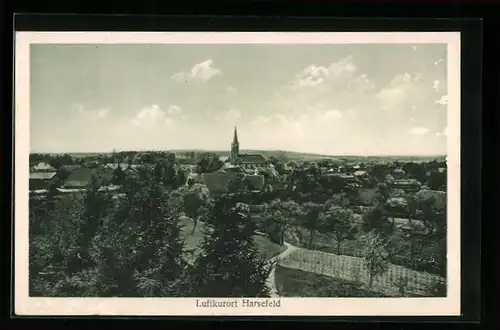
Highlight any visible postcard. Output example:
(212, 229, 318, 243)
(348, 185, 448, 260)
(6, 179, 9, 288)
(14, 31, 460, 316)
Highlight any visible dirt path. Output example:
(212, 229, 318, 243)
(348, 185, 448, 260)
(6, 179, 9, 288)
(266, 242, 299, 297)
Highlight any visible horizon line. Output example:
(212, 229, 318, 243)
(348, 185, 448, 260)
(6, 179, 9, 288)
(29, 148, 447, 158)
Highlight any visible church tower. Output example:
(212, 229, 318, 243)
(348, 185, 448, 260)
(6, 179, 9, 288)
(230, 126, 239, 165)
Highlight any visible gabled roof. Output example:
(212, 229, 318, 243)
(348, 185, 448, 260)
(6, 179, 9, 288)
(60, 164, 80, 172)
(354, 170, 368, 176)
(392, 179, 420, 185)
(32, 162, 55, 171)
(30, 171, 57, 180)
(238, 154, 267, 164)
(62, 167, 113, 188)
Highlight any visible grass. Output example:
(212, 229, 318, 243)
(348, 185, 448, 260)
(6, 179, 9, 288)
(275, 265, 388, 297)
(178, 216, 286, 264)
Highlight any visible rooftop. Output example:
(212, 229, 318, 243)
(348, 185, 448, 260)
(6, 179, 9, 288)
(30, 171, 57, 180)
(238, 154, 267, 164)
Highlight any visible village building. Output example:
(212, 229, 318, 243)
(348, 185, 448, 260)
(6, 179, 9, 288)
(29, 171, 57, 191)
(31, 162, 55, 172)
(390, 178, 421, 192)
(228, 127, 269, 170)
(353, 170, 368, 178)
(392, 168, 406, 180)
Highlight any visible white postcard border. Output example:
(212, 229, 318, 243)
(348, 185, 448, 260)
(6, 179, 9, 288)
(14, 31, 461, 316)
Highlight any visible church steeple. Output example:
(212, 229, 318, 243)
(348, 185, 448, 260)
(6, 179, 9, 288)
(230, 126, 239, 165)
(233, 126, 239, 144)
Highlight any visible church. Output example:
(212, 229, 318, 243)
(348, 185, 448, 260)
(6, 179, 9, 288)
(228, 127, 268, 170)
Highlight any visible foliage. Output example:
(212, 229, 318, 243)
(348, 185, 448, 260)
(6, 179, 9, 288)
(361, 206, 393, 236)
(319, 206, 358, 254)
(298, 202, 324, 249)
(263, 199, 302, 245)
(186, 196, 272, 297)
(197, 152, 223, 173)
(361, 231, 389, 288)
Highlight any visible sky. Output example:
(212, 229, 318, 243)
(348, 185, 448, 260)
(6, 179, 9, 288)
(30, 43, 448, 155)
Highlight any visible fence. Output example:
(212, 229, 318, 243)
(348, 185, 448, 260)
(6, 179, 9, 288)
(279, 248, 445, 296)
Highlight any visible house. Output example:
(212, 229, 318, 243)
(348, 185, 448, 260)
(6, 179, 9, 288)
(29, 171, 57, 190)
(103, 163, 130, 170)
(392, 168, 406, 179)
(61, 167, 114, 189)
(338, 173, 356, 183)
(390, 179, 421, 192)
(354, 170, 368, 178)
(60, 164, 80, 173)
(32, 162, 55, 172)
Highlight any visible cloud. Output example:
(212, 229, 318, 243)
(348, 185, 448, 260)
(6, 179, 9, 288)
(408, 127, 429, 136)
(130, 104, 173, 127)
(171, 59, 221, 83)
(433, 80, 440, 91)
(73, 104, 109, 119)
(376, 72, 431, 110)
(434, 95, 448, 105)
(288, 56, 368, 91)
(167, 105, 182, 116)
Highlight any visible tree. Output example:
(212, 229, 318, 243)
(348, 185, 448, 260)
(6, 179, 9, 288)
(181, 183, 211, 235)
(374, 183, 390, 206)
(111, 166, 126, 186)
(361, 231, 389, 288)
(362, 205, 393, 236)
(197, 153, 223, 173)
(29, 193, 86, 296)
(263, 199, 302, 245)
(78, 175, 114, 268)
(299, 202, 324, 249)
(319, 206, 358, 254)
(91, 180, 188, 297)
(187, 197, 272, 297)
(426, 170, 446, 190)
(227, 175, 247, 194)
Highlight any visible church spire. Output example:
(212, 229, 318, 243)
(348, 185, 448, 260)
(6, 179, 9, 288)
(233, 126, 239, 144)
(230, 126, 239, 165)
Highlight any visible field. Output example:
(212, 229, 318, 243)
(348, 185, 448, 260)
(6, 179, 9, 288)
(275, 265, 387, 297)
(279, 246, 445, 297)
(179, 216, 286, 264)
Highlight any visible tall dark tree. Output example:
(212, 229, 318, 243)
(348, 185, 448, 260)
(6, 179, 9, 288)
(299, 202, 324, 249)
(111, 166, 126, 185)
(78, 175, 113, 267)
(91, 180, 188, 297)
(187, 197, 272, 297)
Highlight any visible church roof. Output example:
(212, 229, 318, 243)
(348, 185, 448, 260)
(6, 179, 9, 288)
(238, 154, 267, 164)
